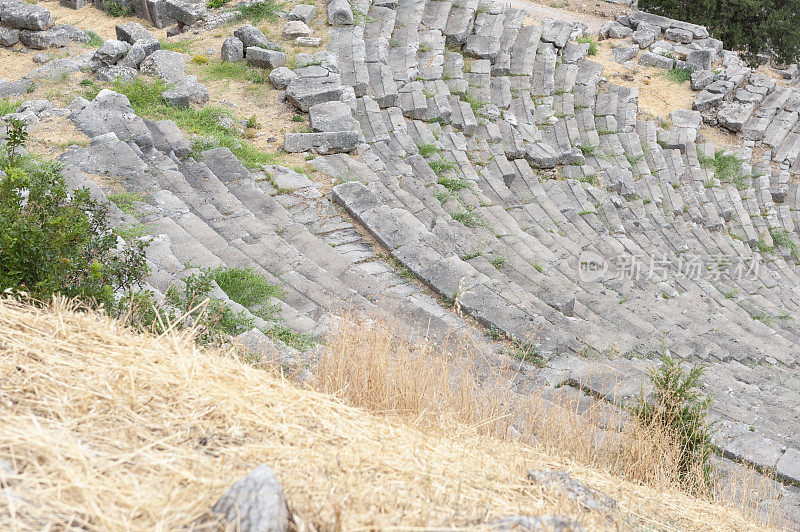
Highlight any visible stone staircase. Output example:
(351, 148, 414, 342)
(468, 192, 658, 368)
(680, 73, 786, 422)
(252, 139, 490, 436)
(15, 0, 797, 522)
(267, 0, 800, 509)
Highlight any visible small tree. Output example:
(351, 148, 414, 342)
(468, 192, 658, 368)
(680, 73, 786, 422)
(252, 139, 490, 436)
(0, 123, 148, 310)
(638, 0, 800, 67)
(634, 353, 716, 493)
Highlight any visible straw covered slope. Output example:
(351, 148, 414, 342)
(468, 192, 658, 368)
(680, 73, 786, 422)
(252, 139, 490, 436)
(0, 297, 771, 530)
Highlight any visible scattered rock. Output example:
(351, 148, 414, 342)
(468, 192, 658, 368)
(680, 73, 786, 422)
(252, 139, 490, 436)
(308, 100, 357, 132)
(268, 67, 298, 90)
(246, 47, 286, 69)
(234, 25, 281, 53)
(282, 20, 312, 40)
(638, 50, 673, 70)
(295, 36, 322, 47)
(686, 49, 713, 72)
(119, 41, 148, 70)
(221, 36, 244, 62)
(91, 39, 131, 72)
(327, 0, 353, 26)
(0, 2, 53, 31)
(612, 44, 639, 64)
(139, 50, 186, 84)
(285, 77, 344, 112)
(115, 22, 160, 55)
(32, 52, 50, 64)
(284, 131, 360, 154)
(211, 464, 289, 532)
(527, 470, 617, 514)
(491, 515, 586, 531)
(606, 22, 632, 39)
(288, 4, 315, 25)
(690, 69, 715, 91)
(19, 27, 69, 49)
(0, 27, 21, 47)
(95, 65, 139, 84)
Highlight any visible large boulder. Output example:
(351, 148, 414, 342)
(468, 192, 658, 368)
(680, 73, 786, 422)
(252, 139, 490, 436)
(90, 39, 131, 71)
(246, 47, 286, 69)
(221, 36, 244, 62)
(284, 131, 360, 154)
(0, 1, 53, 31)
(211, 465, 289, 532)
(139, 49, 186, 84)
(115, 22, 160, 55)
(234, 25, 281, 53)
(285, 78, 343, 112)
(19, 28, 69, 49)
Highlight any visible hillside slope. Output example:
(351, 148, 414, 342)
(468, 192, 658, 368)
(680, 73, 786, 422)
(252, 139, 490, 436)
(0, 297, 774, 530)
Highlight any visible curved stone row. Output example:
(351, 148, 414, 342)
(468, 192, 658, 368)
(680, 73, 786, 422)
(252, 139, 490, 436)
(271, 0, 800, 495)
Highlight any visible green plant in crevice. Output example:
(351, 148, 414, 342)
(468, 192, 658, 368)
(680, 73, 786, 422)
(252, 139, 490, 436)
(633, 351, 716, 494)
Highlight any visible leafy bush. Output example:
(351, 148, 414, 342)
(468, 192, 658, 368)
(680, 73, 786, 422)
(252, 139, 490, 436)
(633, 354, 716, 493)
(0, 125, 148, 310)
(214, 266, 282, 321)
(637, 0, 800, 66)
(0, 98, 21, 117)
(206, 0, 229, 8)
(103, 0, 134, 17)
(664, 67, 692, 84)
(697, 148, 748, 190)
(237, 0, 283, 23)
(577, 35, 598, 56)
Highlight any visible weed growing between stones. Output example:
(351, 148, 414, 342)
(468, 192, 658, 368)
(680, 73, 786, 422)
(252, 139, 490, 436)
(214, 266, 283, 321)
(416, 142, 439, 157)
(99, 77, 283, 167)
(236, 0, 283, 24)
(102, 0, 133, 17)
(437, 175, 469, 192)
(85, 30, 104, 47)
(576, 36, 598, 56)
(769, 228, 800, 262)
(202, 60, 271, 84)
(206, 0, 229, 8)
(0, 98, 21, 116)
(697, 148, 748, 190)
(633, 352, 716, 495)
(664, 67, 692, 84)
(428, 158, 456, 175)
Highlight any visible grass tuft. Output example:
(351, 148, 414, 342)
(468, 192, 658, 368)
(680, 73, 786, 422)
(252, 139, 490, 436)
(664, 67, 692, 84)
(577, 36, 598, 56)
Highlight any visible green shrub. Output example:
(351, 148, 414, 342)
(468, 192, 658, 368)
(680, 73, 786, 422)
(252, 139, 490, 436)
(85, 30, 104, 47)
(103, 0, 134, 17)
(577, 36, 598, 56)
(428, 158, 456, 175)
(0, 99, 22, 117)
(237, 0, 283, 23)
(0, 126, 148, 311)
(664, 67, 692, 84)
(437, 175, 469, 192)
(214, 266, 282, 321)
(159, 38, 196, 53)
(638, 0, 800, 67)
(633, 353, 716, 493)
(206, 0, 229, 8)
(697, 148, 748, 190)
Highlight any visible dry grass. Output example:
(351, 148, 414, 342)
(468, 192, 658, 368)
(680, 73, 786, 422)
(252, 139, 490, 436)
(0, 297, 781, 531)
(592, 38, 696, 121)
